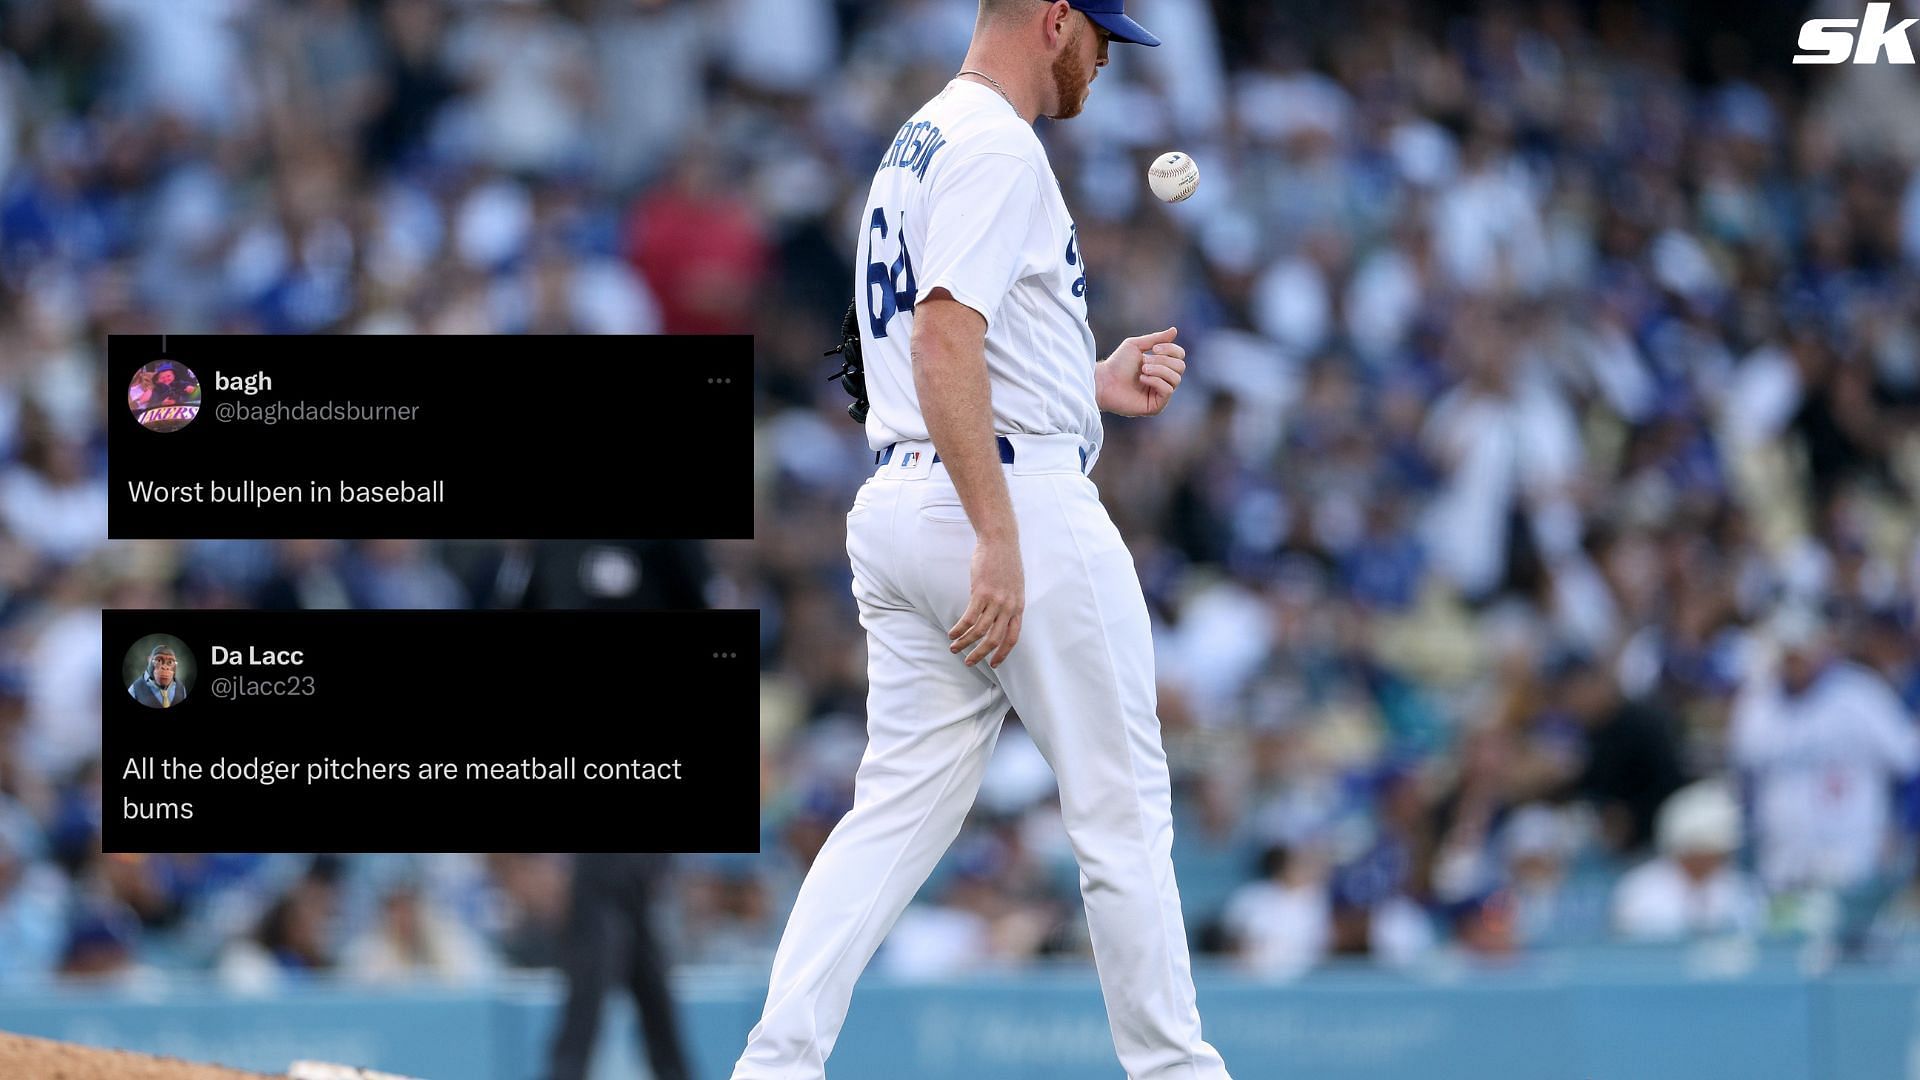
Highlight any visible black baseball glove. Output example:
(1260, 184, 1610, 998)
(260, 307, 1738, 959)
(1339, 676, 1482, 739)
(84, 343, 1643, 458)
(825, 300, 869, 425)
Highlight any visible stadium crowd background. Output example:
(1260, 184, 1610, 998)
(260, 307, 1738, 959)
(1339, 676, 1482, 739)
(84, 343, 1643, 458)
(0, 0, 1917, 993)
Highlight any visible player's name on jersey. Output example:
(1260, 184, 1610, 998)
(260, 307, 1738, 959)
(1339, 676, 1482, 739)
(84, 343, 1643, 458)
(879, 119, 948, 181)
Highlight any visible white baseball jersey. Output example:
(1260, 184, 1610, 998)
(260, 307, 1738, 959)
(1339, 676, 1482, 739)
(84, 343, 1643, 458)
(1732, 661, 1920, 890)
(854, 79, 1101, 457)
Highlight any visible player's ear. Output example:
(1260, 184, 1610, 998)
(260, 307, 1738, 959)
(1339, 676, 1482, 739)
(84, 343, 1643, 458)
(1044, 0, 1073, 46)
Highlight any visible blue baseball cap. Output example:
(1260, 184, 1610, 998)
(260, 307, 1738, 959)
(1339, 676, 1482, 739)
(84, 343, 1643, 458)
(1071, 0, 1160, 47)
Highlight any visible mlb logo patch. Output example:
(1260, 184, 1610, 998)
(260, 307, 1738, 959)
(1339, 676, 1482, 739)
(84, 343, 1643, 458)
(901, 451, 921, 468)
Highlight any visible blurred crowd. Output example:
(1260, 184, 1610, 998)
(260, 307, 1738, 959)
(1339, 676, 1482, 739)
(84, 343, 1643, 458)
(0, 0, 1918, 990)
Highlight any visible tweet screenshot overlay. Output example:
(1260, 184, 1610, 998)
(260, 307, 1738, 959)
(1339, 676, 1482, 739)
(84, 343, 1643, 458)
(110, 334, 753, 539)
(104, 609, 758, 852)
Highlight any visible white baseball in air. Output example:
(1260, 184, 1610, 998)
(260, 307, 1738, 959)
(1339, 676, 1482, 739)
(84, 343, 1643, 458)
(1148, 151, 1199, 203)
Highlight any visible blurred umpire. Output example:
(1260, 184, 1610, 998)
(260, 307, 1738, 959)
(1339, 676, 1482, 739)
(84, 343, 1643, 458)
(546, 853, 693, 1080)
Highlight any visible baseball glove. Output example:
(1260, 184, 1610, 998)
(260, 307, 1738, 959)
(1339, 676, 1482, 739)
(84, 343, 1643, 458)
(825, 300, 869, 425)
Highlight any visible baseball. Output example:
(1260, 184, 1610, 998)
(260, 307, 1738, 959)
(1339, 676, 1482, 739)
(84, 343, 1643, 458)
(1148, 151, 1199, 203)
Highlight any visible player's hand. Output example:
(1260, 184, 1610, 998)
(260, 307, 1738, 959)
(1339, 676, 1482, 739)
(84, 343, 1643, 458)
(1095, 327, 1185, 417)
(949, 536, 1024, 668)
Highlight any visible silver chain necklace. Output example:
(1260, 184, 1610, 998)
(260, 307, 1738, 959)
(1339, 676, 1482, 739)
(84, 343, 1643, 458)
(957, 69, 1016, 110)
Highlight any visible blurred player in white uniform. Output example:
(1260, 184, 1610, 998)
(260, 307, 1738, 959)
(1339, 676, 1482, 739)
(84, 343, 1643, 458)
(732, 3, 1233, 1078)
(1731, 610, 1920, 893)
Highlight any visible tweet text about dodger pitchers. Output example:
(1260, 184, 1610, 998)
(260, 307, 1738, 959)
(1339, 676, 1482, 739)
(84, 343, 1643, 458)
(109, 334, 753, 539)
(104, 609, 760, 853)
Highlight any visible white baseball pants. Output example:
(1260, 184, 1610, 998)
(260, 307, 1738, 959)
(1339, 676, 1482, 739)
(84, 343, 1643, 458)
(732, 432, 1231, 1080)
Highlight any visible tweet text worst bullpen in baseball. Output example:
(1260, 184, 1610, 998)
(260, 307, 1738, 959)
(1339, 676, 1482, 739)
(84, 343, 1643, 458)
(107, 333, 752, 540)
(126, 478, 446, 508)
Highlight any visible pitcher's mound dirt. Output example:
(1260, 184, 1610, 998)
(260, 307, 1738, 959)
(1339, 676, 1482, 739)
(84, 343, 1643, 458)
(0, 1031, 276, 1079)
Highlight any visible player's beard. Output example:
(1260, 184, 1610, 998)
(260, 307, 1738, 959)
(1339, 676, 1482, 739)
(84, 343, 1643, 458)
(1046, 25, 1093, 120)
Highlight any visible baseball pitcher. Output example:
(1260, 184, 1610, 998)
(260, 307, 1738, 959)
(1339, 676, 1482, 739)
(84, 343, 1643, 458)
(734, 3, 1232, 1077)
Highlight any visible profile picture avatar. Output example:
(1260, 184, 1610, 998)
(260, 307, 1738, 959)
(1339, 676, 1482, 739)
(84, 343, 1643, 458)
(125, 636, 194, 709)
(127, 360, 201, 432)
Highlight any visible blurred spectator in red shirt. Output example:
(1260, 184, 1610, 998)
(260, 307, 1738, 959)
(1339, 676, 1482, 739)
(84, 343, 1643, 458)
(625, 149, 770, 335)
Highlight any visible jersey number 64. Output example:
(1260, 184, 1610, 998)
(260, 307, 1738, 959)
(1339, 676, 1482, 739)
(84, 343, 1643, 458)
(865, 208, 917, 339)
